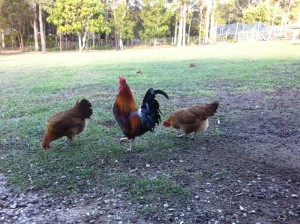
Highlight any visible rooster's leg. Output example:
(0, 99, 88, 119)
(127, 139, 134, 152)
(119, 138, 134, 151)
(120, 137, 130, 144)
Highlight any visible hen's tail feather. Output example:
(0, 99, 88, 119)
(141, 88, 169, 131)
(75, 99, 93, 119)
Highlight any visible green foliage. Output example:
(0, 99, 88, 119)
(242, 2, 268, 24)
(289, 0, 300, 22)
(218, 0, 241, 24)
(110, 0, 135, 40)
(139, 0, 173, 40)
(47, 0, 108, 35)
(0, 0, 31, 32)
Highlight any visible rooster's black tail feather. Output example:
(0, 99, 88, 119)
(141, 88, 169, 131)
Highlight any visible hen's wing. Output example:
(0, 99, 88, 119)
(171, 108, 199, 125)
(48, 112, 84, 134)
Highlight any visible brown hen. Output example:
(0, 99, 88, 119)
(42, 99, 93, 149)
(163, 101, 219, 139)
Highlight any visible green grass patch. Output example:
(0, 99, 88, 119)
(0, 42, 299, 206)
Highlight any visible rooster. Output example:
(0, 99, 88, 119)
(42, 99, 93, 149)
(163, 101, 219, 140)
(113, 77, 169, 151)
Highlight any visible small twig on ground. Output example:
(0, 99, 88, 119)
(104, 188, 129, 198)
(4, 189, 22, 208)
(275, 213, 286, 222)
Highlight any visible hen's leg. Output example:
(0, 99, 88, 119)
(61, 138, 72, 149)
(177, 133, 186, 138)
(190, 132, 196, 140)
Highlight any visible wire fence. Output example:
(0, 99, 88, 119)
(216, 22, 298, 42)
(1, 22, 299, 52)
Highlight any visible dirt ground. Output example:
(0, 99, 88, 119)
(1, 87, 300, 223)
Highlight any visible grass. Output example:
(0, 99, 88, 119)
(0, 42, 300, 205)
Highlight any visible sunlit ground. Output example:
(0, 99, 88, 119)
(1, 41, 299, 70)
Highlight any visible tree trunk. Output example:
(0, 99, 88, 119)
(39, 2, 46, 53)
(78, 34, 83, 52)
(298, 4, 300, 23)
(269, 2, 279, 39)
(32, 2, 39, 51)
(105, 33, 108, 45)
(187, 19, 191, 46)
(59, 33, 62, 51)
(19, 34, 24, 51)
(119, 38, 123, 50)
(115, 30, 123, 51)
(174, 19, 178, 45)
(0, 37, 1, 53)
(1, 29, 5, 48)
(204, 1, 211, 43)
(284, 0, 293, 37)
(115, 35, 119, 50)
(198, 6, 204, 45)
(209, 0, 216, 44)
(177, 5, 183, 47)
(82, 32, 87, 52)
(182, 1, 186, 47)
(92, 32, 95, 49)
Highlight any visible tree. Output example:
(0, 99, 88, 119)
(204, 0, 212, 43)
(110, 0, 135, 50)
(28, 1, 39, 51)
(47, 0, 108, 52)
(236, 0, 259, 17)
(218, 0, 239, 24)
(177, 1, 183, 47)
(186, 3, 192, 45)
(242, 2, 268, 24)
(139, 0, 173, 47)
(209, 0, 217, 43)
(0, 0, 7, 50)
(175, 0, 193, 47)
(0, 0, 32, 51)
(38, 0, 47, 52)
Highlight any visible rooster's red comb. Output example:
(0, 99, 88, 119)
(119, 76, 126, 83)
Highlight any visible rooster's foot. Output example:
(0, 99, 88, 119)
(120, 138, 130, 144)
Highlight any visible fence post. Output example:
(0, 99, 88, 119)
(234, 22, 239, 41)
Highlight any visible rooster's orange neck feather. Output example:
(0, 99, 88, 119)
(116, 84, 138, 114)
